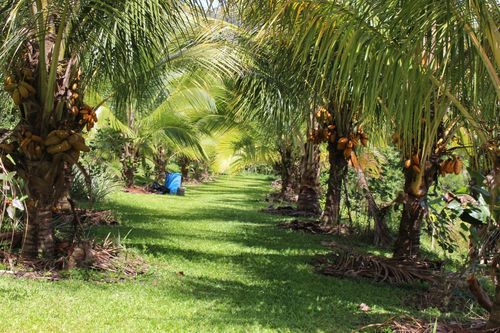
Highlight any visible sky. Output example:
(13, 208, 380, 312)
(201, 0, 220, 10)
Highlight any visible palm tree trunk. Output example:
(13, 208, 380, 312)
(154, 147, 167, 181)
(21, 202, 39, 258)
(121, 143, 136, 188)
(55, 168, 73, 211)
(393, 189, 425, 258)
(122, 163, 135, 188)
(36, 205, 54, 258)
(320, 141, 348, 225)
(20, 157, 69, 259)
(297, 141, 321, 214)
(22, 197, 58, 259)
(278, 145, 294, 198)
(180, 157, 190, 181)
(393, 158, 440, 258)
(278, 144, 300, 200)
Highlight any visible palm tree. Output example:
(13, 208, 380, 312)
(230, 44, 309, 200)
(0, 0, 204, 259)
(104, 17, 243, 185)
(234, 0, 499, 325)
(297, 111, 321, 214)
(231, 5, 382, 225)
(237, 0, 497, 250)
(97, 70, 231, 186)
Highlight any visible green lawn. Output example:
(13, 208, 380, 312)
(0, 175, 436, 332)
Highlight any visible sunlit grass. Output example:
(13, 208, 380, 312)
(0, 175, 455, 332)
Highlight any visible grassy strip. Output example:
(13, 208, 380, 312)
(0, 175, 447, 332)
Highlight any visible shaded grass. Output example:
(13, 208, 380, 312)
(0, 175, 440, 332)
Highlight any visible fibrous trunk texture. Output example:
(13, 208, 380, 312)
(21, 161, 70, 259)
(36, 206, 55, 258)
(121, 142, 137, 188)
(180, 157, 190, 181)
(321, 141, 348, 226)
(153, 147, 167, 181)
(278, 145, 299, 200)
(393, 157, 440, 259)
(297, 141, 321, 214)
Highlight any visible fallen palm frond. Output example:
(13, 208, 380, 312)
(76, 210, 118, 226)
(0, 237, 146, 281)
(279, 220, 355, 235)
(263, 206, 319, 217)
(313, 245, 440, 284)
(359, 315, 493, 333)
(88, 238, 147, 278)
(54, 208, 118, 232)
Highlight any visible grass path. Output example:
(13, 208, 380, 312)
(0, 175, 425, 332)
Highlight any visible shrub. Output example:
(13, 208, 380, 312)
(71, 162, 122, 204)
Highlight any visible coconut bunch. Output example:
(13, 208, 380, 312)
(66, 82, 97, 131)
(308, 108, 369, 159)
(336, 129, 369, 159)
(3, 70, 36, 105)
(309, 107, 334, 144)
(404, 154, 423, 174)
(309, 127, 335, 144)
(9, 128, 90, 164)
(439, 156, 463, 175)
(1, 61, 96, 166)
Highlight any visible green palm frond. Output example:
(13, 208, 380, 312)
(0, 0, 205, 123)
(233, 0, 498, 160)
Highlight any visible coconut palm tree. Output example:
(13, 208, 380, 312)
(228, 5, 383, 225)
(230, 40, 315, 201)
(98, 17, 243, 185)
(232, 0, 499, 325)
(235, 0, 498, 251)
(0, 0, 206, 259)
(97, 69, 234, 186)
(296, 116, 322, 214)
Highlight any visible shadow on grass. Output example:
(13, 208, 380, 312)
(93, 176, 420, 332)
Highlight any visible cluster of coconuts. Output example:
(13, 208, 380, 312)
(404, 154, 423, 174)
(19, 130, 44, 160)
(336, 131, 369, 158)
(3, 69, 36, 105)
(308, 107, 369, 159)
(66, 82, 98, 131)
(309, 125, 336, 144)
(309, 107, 334, 144)
(8, 129, 90, 163)
(44, 130, 90, 164)
(440, 156, 463, 175)
(404, 153, 464, 176)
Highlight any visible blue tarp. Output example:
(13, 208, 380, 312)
(165, 173, 182, 195)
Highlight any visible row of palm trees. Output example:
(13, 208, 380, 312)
(0, 0, 216, 257)
(225, 0, 498, 326)
(0, 0, 273, 259)
(0, 0, 498, 327)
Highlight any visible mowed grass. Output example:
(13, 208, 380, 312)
(0, 175, 434, 332)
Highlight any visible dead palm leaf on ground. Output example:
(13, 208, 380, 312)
(313, 245, 440, 284)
